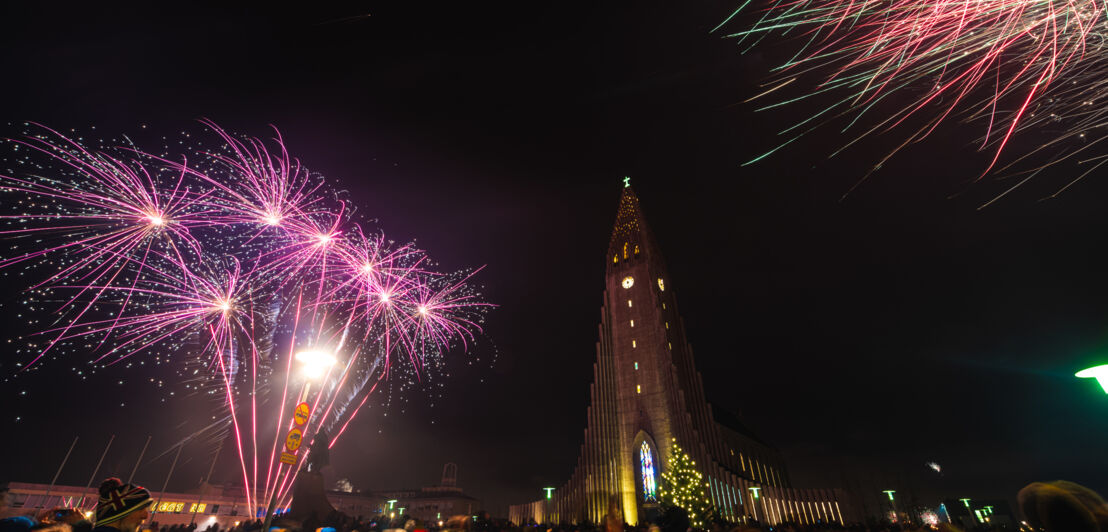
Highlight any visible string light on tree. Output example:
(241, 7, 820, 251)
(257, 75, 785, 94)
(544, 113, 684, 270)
(658, 439, 716, 529)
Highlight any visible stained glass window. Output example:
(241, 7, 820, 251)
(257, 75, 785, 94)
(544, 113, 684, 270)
(641, 441, 657, 501)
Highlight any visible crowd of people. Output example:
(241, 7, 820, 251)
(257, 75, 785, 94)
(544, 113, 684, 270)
(3, 478, 1107, 532)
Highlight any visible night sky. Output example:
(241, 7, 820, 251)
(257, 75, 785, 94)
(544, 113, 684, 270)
(2, 1, 1108, 519)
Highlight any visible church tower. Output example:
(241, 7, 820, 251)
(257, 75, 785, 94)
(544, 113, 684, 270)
(510, 183, 846, 527)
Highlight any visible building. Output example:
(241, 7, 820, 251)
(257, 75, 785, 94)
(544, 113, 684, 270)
(1, 481, 384, 528)
(376, 463, 481, 523)
(509, 184, 849, 526)
(4, 465, 480, 527)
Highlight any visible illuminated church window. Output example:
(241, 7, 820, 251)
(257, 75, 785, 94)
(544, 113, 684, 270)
(640, 441, 657, 501)
(613, 255, 619, 264)
(628, 299, 633, 307)
(634, 245, 640, 255)
(657, 278, 665, 291)
(634, 362, 639, 370)
(623, 242, 629, 259)
(632, 340, 637, 348)
(636, 384, 641, 394)
(622, 276, 634, 289)
(630, 320, 635, 327)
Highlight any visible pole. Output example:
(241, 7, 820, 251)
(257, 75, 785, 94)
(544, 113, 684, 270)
(262, 383, 311, 532)
(190, 440, 224, 525)
(77, 435, 115, 509)
(42, 436, 79, 508)
(151, 443, 184, 521)
(128, 436, 152, 484)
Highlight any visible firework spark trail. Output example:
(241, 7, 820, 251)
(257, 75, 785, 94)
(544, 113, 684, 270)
(0, 121, 492, 507)
(729, 0, 1108, 194)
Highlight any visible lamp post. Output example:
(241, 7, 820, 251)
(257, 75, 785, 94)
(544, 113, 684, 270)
(261, 349, 337, 531)
(882, 490, 898, 525)
(959, 498, 972, 526)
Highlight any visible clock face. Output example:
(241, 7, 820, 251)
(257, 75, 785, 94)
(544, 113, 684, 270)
(621, 276, 634, 289)
(657, 278, 665, 291)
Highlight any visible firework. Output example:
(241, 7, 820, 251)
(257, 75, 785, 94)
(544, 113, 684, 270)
(0, 121, 491, 510)
(726, 0, 1108, 201)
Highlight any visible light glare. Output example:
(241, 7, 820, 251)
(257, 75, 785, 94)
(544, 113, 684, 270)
(295, 349, 337, 379)
(1076, 364, 1108, 394)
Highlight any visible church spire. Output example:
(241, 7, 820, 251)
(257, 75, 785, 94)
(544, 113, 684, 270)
(606, 180, 661, 273)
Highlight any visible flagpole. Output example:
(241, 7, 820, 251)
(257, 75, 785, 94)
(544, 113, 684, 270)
(77, 435, 115, 509)
(190, 440, 224, 525)
(42, 436, 78, 508)
(128, 435, 152, 484)
(151, 443, 184, 521)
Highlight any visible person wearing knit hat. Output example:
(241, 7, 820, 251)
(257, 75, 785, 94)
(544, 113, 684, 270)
(93, 478, 153, 532)
(1018, 480, 1108, 532)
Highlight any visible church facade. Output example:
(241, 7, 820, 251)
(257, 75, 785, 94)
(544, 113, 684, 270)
(509, 185, 848, 527)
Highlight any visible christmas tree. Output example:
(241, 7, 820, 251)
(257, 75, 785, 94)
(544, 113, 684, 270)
(658, 439, 715, 529)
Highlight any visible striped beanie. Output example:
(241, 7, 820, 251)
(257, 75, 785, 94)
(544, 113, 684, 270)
(96, 478, 153, 527)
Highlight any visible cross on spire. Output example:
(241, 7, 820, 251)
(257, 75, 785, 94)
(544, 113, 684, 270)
(623, 176, 631, 188)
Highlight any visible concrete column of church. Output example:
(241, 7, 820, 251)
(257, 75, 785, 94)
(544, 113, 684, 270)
(601, 342, 612, 524)
(726, 476, 737, 522)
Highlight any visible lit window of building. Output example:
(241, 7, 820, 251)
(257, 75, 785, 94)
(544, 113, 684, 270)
(640, 441, 657, 501)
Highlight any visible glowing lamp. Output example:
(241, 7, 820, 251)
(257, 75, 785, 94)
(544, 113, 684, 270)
(295, 349, 337, 379)
(1076, 364, 1108, 394)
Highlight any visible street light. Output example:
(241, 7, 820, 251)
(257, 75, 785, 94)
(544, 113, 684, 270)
(883, 491, 898, 524)
(748, 487, 762, 522)
(261, 348, 339, 532)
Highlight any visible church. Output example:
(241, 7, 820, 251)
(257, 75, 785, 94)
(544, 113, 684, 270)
(509, 183, 849, 526)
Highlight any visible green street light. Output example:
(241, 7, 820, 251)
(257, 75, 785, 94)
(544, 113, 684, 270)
(387, 499, 398, 510)
(1076, 365, 1108, 393)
